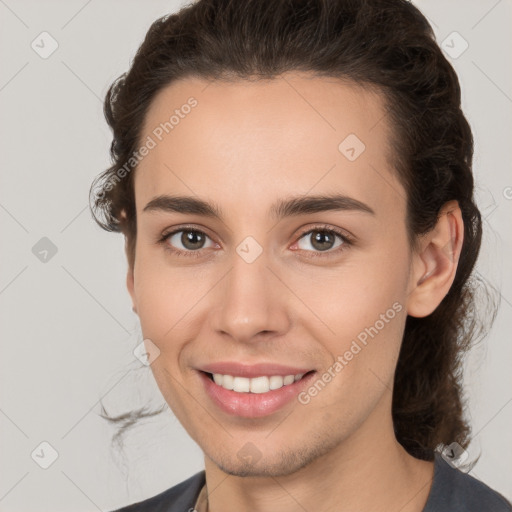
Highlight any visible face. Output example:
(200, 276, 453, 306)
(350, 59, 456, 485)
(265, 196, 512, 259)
(128, 72, 415, 477)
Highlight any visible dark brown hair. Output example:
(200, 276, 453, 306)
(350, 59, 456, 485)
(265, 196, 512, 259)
(90, 0, 494, 461)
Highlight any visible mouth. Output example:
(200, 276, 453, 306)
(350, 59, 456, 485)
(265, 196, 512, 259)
(198, 367, 317, 418)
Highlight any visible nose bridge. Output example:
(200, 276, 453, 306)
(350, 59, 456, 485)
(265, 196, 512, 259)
(210, 241, 289, 341)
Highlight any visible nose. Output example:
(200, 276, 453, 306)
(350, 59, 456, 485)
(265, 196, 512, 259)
(209, 248, 291, 344)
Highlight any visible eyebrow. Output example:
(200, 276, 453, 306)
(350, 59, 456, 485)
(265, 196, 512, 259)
(142, 193, 375, 220)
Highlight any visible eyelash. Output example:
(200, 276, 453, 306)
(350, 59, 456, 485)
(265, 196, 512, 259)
(156, 224, 353, 260)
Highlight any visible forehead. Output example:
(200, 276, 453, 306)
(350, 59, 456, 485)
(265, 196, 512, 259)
(135, 72, 405, 219)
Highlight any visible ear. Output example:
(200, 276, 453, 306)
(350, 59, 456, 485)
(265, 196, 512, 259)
(127, 268, 137, 315)
(406, 200, 464, 318)
(119, 209, 138, 315)
(125, 236, 138, 316)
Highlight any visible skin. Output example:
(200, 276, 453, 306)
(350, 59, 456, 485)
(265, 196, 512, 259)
(126, 72, 464, 512)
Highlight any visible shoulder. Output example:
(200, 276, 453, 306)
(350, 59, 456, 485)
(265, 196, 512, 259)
(109, 471, 206, 512)
(423, 454, 511, 511)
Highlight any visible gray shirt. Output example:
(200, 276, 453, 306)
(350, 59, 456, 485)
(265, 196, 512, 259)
(111, 453, 512, 511)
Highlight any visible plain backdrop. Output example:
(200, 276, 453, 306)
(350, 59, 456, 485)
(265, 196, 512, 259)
(0, 0, 511, 510)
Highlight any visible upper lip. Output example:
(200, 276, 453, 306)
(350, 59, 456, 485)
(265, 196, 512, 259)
(199, 362, 314, 378)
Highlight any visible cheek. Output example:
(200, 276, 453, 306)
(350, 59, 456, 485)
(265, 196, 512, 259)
(296, 281, 406, 426)
(132, 258, 204, 416)
(295, 241, 409, 387)
(294, 240, 409, 335)
(133, 249, 180, 342)
(132, 249, 216, 358)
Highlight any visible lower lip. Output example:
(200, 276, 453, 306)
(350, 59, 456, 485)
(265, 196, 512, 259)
(199, 371, 316, 418)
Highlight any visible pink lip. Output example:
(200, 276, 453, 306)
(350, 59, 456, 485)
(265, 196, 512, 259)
(199, 362, 313, 378)
(198, 369, 316, 418)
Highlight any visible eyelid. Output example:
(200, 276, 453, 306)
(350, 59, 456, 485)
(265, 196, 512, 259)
(159, 223, 216, 241)
(295, 224, 354, 243)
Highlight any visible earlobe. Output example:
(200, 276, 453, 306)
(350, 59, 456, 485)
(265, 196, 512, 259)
(123, 232, 138, 315)
(126, 268, 137, 314)
(126, 267, 137, 315)
(407, 200, 464, 318)
(126, 267, 138, 315)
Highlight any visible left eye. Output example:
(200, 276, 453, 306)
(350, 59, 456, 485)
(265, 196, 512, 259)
(296, 229, 346, 252)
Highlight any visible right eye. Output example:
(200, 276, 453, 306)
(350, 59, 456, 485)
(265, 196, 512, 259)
(159, 228, 218, 256)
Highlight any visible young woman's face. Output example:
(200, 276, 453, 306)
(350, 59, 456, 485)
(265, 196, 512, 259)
(128, 73, 416, 476)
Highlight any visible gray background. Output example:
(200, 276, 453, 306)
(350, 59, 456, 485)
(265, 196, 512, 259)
(0, 0, 510, 510)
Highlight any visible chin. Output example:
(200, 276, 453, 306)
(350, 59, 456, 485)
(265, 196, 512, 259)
(208, 442, 333, 478)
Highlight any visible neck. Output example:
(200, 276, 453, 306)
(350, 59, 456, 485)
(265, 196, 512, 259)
(203, 399, 434, 512)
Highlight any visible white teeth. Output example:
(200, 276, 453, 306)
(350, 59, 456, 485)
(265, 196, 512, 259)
(233, 376, 250, 393)
(211, 373, 305, 393)
(250, 376, 269, 394)
(283, 375, 295, 385)
(269, 375, 284, 390)
(222, 374, 234, 390)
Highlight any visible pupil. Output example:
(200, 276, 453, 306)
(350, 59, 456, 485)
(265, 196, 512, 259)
(182, 231, 204, 250)
(311, 231, 334, 251)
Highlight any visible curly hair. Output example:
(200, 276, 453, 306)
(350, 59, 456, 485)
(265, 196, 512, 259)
(90, 0, 494, 461)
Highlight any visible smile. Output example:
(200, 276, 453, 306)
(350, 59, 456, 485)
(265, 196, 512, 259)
(198, 365, 316, 418)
